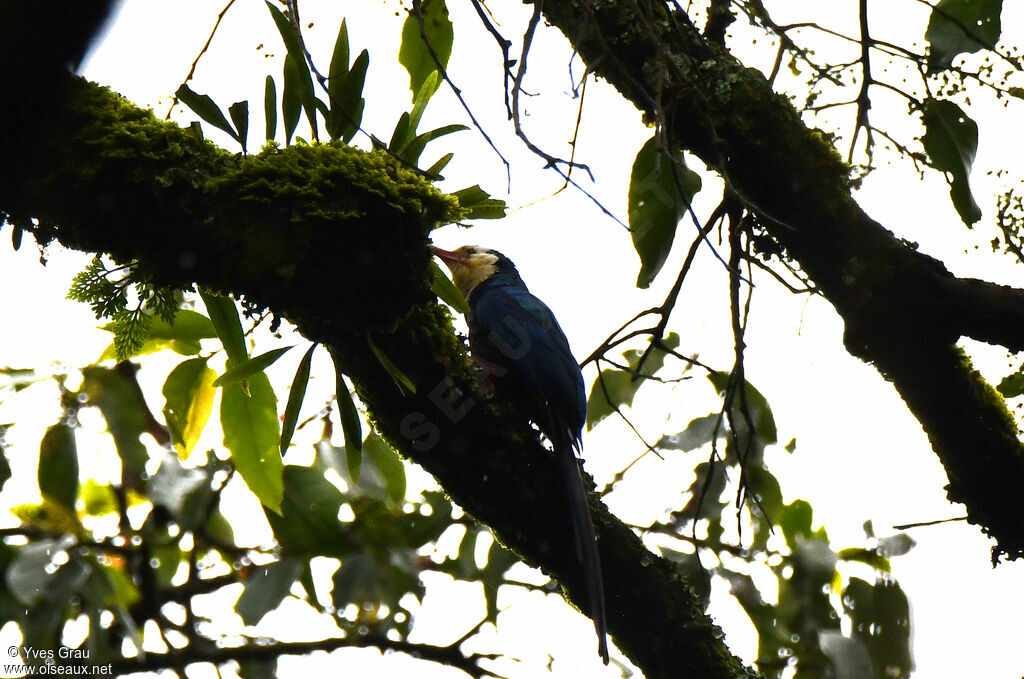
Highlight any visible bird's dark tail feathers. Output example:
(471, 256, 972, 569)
(555, 439, 609, 664)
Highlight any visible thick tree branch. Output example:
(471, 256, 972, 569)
(0, 47, 744, 679)
(533, 1, 1024, 559)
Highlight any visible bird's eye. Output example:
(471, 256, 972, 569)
(464, 247, 477, 255)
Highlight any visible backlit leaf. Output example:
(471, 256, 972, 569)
(199, 291, 248, 365)
(221, 373, 283, 512)
(451, 185, 506, 220)
(925, 0, 1002, 74)
(587, 333, 680, 429)
(175, 84, 239, 142)
(266, 466, 356, 557)
(921, 98, 981, 226)
(431, 260, 469, 313)
(628, 135, 701, 288)
(162, 357, 217, 460)
(398, 0, 453, 100)
(236, 558, 303, 625)
(367, 336, 417, 394)
(281, 344, 316, 454)
(213, 346, 294, 387)
(264, 75, 277, 141)
(38, 423, 78, 511)
(228, 100, 249, 153)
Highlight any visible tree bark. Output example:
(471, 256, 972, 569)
(534, 1, 1024, 562)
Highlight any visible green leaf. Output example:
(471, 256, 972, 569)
(228, 100, 249, 153)
(431, 260, 469, 313)
(329, 49, 368, 142)
(925, 0, 1002, 74)
(451, 185, 506, 220)
(281, 344, 316, 455)
(707, 372, 778, 447)
(997, 367, 1024, 398)
(81, 479, 118, 517)
(265, 1, 318, 141)
(398, 0, 453, 100)
(38, 423, 78, 511)
(282, 54, 304, 145)
(628, 135, 701, 288)
(586, 333, 680, 429)
(265, 1, 314, 89)
(162, 357, 217, 460)
(335, 370, 362, 458)
(921, 98, 981, 226)
(175, 84, 239, 142)
(266, 466, 357, 557)
(264, 75, 277, 141)
(780, 499, 813, 550)
(657, 413, 726, 451)
(199, 291, 248, 365)
(328, 19, 350, 85)
(149, 455, 215, 530)
(236, 558, 303, 625)
(842, 578, 913, 678)
(425, 152, 454, 178)
(401, 123, 468, 167)
(100, 309, 218, 360)
(838, 547, 891, 572)
(367, 336, 417, 394)
(213, 346, 294, 388)
(0, 449, 11, 494)
(80, 366, 152, 484)
(362, 432, 407, 505)
(221, 373, 283, 512)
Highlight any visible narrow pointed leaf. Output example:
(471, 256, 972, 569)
(282, 54, 304, 145)
(431, 260, 469, 313)
(328, 19, 350, 85)
(175, 84, 239, 142)
(228, 100, 249, 153)
(425, 151, 454, 178)
(281, 344, 316, 455)
(628, 135, 701, 288)
(335, 370, 362, 455)
(337, 50, 368, 142)
(401, 123, 468, 166)
(264, 75, 277, 141)
(265, 1, 313, 86)
(199, 290, 248, 365)
(162, 357, 217, 460)
(367, 336, 417, 394)
(213, 346, 294, 388)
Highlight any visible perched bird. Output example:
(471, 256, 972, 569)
(431, 245, 609, 664)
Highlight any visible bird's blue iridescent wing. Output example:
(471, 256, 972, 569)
(468, 282, 586, 448)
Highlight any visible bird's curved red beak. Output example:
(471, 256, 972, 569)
(430, 245, 466, 266)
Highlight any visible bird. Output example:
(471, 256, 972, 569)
(431, 244, 609, 664)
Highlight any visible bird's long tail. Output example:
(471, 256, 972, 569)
(556, 440, 609, 664)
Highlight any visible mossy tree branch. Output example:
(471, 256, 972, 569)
(1, 60, 750, 679)
(534, 1, 1024, 561)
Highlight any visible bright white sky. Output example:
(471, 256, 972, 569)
(3, 0, 1024, 677)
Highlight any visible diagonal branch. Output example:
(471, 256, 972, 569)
(533, 1, 1024, 561)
